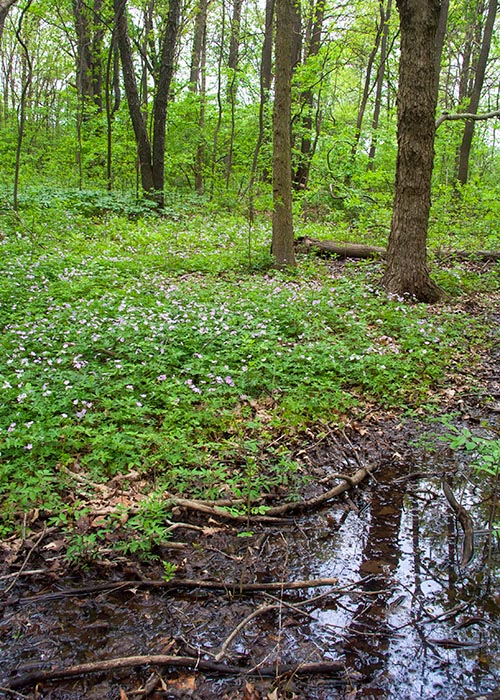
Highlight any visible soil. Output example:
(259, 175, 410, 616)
(1, 298, 500, 700)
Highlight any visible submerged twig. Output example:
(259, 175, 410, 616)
(442, 479, 475, 566)
(8, 655, 344, 689)
(14, 576, 341, 605)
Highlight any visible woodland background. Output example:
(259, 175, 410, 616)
(0, 0, 499, 233)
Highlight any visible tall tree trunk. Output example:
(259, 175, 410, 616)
(151, 0, 181, 202)
(292, 0, 324, 190)
(368, 0, 392, 168)
(105, 28, 121, 190)
(210, 0, 225, 197)
(347, 11, 384, 182)
(190, 0, 209, 194)
(433, 0, 448, 98)
(225, 0, 243, 186)
(72, 0, 104, 114)
(247, 0, 274, 218)
(381, 0, 442, 303)
(272, 0, 295, 267)
(114, 0, 154, 192)
(456, 0, 497, 185)
(13, 0, 33, 211)
(189, 0, 208, 89)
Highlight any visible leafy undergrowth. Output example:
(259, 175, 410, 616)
(0, 206, 498, 564)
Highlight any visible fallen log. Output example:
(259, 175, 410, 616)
(8, 654, 345, 689)
(296, 236, 500, 263)
(296, 237, 386, 259)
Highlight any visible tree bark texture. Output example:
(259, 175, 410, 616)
(272, 0, 296, 267)
(189, 0, 208, 193)
(72, 0, 104, 113)
(382, 0, 442, 303)
(114, 0, 154, 193)
(152, 0, 181, 199)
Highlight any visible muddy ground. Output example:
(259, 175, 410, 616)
(1, 305, 500, 700)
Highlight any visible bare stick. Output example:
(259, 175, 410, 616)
(0, 685, 31, 699)
(214, 603, 278, 661)
(264, 463, 377, 515)
(4, 529, 46, 595)
(8, 655, 344, 689)
(16, 576, 341, 605)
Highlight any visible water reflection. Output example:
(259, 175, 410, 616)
(341, 472, 406, 698)
(312, 468, 500, 699)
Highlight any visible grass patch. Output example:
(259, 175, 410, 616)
(0, 205, 496, 553)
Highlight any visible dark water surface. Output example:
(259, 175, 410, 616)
(1, 456, 499, 699)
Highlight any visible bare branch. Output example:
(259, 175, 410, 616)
(436, 110, 500, 129)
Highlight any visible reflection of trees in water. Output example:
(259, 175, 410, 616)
(342, 471, 406, 698)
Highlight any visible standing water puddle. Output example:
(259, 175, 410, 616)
(1, 450, 499, 699)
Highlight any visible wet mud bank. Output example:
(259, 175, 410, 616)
(1, 413, 499, 700)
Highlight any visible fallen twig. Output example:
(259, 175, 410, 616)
(4, 529, 47, 595)
(15, 576, 340, 605)
(168, 496, 291, 523)
(0, 685, 31, 699)
(8, 655, 344, 689)
(214, 603, 278, 661)
(264, 464, 377, 515)
(163, 466, 372, 522)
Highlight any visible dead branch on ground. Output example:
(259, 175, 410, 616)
(296, 236, 500, 263)
(8, 655, 344, 690)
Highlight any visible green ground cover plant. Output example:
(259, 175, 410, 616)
(0, 198, 497, 559)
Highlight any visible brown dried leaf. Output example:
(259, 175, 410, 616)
(243, 681, 261, 700)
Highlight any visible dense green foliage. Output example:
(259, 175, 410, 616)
(1, 196, 497, 556)
(0, 0, 499, 559)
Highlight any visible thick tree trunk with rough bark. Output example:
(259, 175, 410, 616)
(272, 0, 295, 267)
(114, 0, 154, 193)
(382, 0, 442, 303)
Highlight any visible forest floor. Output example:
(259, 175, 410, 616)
(1, 261, 500, 700)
